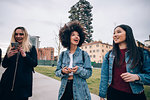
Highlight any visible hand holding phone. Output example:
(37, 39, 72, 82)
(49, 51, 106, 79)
(11, 42, 19, 50)
(67, 68, 72, 73)
(62, 67, 70, 74)
(72, 66, 78, 73)
(7, 43, 19, 58)
(19, 46, 26, 57)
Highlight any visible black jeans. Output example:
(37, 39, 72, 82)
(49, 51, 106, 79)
(107, 86, 147, 100)
(61, 80, 73, 100)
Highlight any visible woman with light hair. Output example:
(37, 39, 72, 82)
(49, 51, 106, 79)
(0, 27, 37, 100)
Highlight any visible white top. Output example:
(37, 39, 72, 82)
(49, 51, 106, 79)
(69, 53, 73, 76)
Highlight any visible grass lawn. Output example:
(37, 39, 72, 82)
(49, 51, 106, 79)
(35, 66, 150, 100)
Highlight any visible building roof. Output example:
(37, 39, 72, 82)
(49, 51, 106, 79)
(82, 41, 112, 46)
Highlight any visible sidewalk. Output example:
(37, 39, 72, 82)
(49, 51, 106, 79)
(0, 66, 99, 100)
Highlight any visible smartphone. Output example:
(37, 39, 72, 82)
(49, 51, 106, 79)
(11, 42, 19, 50)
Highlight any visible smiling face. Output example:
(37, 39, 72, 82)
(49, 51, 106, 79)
(113, 27, 126, 44)
(70, 31, 80, 47)
(14, 29, 25, 44)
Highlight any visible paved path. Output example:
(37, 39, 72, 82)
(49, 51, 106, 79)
(0, 66, 99, 100)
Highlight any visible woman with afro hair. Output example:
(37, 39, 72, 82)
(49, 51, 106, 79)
(55, 21, 92, 100)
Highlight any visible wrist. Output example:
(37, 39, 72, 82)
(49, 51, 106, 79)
(22, 52, 26, 57)
(135, 74, 140, 81)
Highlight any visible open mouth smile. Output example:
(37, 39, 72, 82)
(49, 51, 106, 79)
(74, 39, 79, 43)
(16, 37, 23, 41)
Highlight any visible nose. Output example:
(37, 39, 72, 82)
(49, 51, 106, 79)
(113, 33, 117, 37)
(113, 34, 118, 39)
(76, 35, 79, 38)
(16, 34, 21, 37)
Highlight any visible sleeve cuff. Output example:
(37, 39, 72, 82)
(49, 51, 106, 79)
(75, 67, 83, 74)
(134, 74, 144, 84)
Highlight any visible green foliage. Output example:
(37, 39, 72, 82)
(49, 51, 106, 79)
(38, 60, 57, 66)
(144, 86, 150, 100)
(91, 62, 102, 68)
(35, 66, 60, 81)
(87, 68, 101, 95)
(68, 0, 93, 43)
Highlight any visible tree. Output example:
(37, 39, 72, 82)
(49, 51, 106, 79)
(53, 23, 64, 58)
(54, 32, 64, 58)
(68, 0, 93, 43)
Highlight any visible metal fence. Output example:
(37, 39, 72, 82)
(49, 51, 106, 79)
(38, 60, 57, 66)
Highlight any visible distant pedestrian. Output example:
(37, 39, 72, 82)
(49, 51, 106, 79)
(0, 27, 37, 100)
(99, 24, 150, 100)
(55, 21, 92, 100)
(52, 64, 54, 67)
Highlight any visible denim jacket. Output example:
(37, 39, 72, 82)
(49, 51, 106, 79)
(55, 47, 92, 100)
(99, 49, 150, 98)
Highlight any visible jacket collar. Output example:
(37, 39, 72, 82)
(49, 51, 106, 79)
(66, 46, 81, 56)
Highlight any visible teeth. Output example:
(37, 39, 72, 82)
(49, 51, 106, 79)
(16, 38, 23, 40)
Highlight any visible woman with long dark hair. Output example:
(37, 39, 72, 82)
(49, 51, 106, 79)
(99, 24, 150, 100)
(55, 21, 92, 100)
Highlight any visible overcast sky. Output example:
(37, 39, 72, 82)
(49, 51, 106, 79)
(0, 0, 150, 56)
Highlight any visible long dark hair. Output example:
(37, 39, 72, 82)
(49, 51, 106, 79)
(112, 24, 140, 68)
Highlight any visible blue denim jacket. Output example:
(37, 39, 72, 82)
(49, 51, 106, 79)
(55, 47, 92, 100)
(99, 49, 150, 98)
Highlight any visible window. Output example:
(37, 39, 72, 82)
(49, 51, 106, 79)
(51, 56, 53, 59)
(90, 55, 92, 58)
(93, 55, 96, 58)
(51, 51, 53, 56)
(106, 45, 108, 48)
(96, 44, 99, 47)
(89, 46, 92, 48)
(98, 60, 101, 63)
(93, 50, 95, 52)
(102, 49, 104, 52)
(97, 49, 99, 52)
(85, 46, 87, 49)
(90, 50, 92, 53)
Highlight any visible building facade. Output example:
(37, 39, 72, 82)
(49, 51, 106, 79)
(29, 35, 40, 48)
(37, 47, 54, 60)
(144, 35, 150, 48)
(54, 56, 58, 61)
(81, 41, 112, 63)
(144, 40, 150, 47)
(136, 40, 150, 51)
(80, 39, 149, 63)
